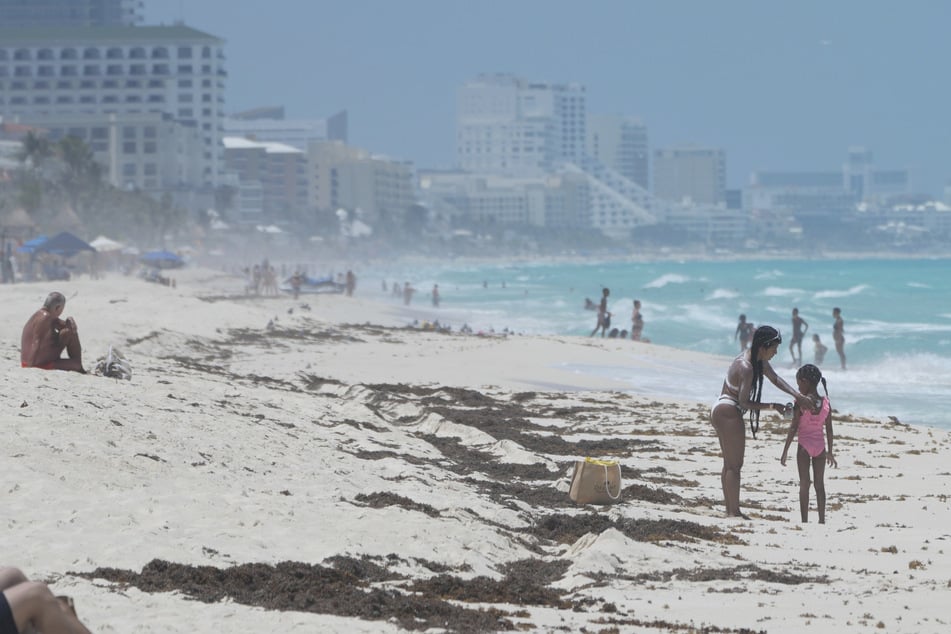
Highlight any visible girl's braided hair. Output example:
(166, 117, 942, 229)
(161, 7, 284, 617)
(797, 363, 829, 397)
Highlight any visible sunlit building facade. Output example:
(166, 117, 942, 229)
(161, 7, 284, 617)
(223, 136, 308, 225)
(456, 73, 586, 175)
(653, 146, 726, 205)
(308, 140, 415, 224)
(0, 25, 226, 186)
(18, 110, 204, 191)
(586, 114, 649, 190)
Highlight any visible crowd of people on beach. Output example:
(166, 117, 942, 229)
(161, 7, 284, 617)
(242, 259, 281, 296)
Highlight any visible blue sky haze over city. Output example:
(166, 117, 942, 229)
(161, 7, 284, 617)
(152, 1, 949, 196)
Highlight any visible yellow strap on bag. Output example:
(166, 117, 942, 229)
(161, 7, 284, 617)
(584, 457, 618, 467)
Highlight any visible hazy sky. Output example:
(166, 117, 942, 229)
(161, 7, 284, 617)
(147, 1, 951, 195)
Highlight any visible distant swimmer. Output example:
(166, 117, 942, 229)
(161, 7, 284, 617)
(589, 288, 611, 337)
(20, 291, 85, 373)
(789, 307, 809, 367)
(735, 314, 754, 351)
(631, 299, 644, 341)
(832, 307, 846, 370)
(812, 334, 828, 365)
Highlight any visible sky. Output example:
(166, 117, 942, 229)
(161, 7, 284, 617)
(146, 0, 951, 196)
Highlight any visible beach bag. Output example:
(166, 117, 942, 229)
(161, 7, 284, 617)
(568, 458, 622, 505)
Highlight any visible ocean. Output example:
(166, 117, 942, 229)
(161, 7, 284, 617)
(367, 257, 951, 430)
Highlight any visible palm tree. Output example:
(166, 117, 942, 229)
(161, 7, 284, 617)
(56, 135, 104, 224)
(17, 131, 53, 173)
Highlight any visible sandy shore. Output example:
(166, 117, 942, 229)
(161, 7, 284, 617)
(2, 268, 950, 633)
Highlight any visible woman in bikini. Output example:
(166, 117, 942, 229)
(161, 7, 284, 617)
(711, 325, 812, 518)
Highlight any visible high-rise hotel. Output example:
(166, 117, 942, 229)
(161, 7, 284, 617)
(456, 73, 586, 175)
(0, 23, 225, 191)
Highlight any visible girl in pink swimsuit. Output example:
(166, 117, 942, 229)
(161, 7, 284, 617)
(780, 364, 837, 523)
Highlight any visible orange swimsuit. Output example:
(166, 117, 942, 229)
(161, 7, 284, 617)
(22, 361, 56, 370)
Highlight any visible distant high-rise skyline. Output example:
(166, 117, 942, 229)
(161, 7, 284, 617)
(141, 2, 951, 198)
(0, 0, 142, 27)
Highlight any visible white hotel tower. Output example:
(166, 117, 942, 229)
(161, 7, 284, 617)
(456, 73, 586, 175)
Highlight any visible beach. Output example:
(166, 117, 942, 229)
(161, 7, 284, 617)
(3, 268, 950, 633)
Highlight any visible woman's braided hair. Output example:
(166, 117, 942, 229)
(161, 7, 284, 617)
(748, 325, 782, 438)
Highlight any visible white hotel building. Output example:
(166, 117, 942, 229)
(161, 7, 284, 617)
(0, 25, 226, 189)
(456, 73, 586, 175)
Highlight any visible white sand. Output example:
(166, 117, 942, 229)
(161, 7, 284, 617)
(2, 268, 950, 633)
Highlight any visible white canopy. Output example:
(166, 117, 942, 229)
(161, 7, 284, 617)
(90, 235, 125, 252)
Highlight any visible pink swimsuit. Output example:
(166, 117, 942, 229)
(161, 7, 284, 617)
(798, 397, 830, 457)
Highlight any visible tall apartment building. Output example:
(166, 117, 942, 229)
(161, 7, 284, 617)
(0, 0, 143, 27)
(586, 114, 649, 190)
(223, 136, 307, 225)
(456, 73, 586, 175)
(0, 25, 226, 187)
(653, 146, 726, 205)
(308, 140, 415, 225)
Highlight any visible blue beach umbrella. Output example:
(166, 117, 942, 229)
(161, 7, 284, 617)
(17, 235, 48, 254)
(140, 250, 185, 269)
(33, 231, 95, 257)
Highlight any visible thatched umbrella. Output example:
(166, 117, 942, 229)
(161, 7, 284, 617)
(49, 204, 82, 234)
(0, 207, 36, 237)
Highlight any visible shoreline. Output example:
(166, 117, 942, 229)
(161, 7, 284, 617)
(3, 268, 949, 632)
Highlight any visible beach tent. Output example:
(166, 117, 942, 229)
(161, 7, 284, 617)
(17, 235, 48, 254)
(140, 250, 185, 269)
(90, 235, 125, 252)
(33, 231, 95, 257)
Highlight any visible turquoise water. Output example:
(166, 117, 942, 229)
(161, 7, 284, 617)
(369, 258, 951, 429)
